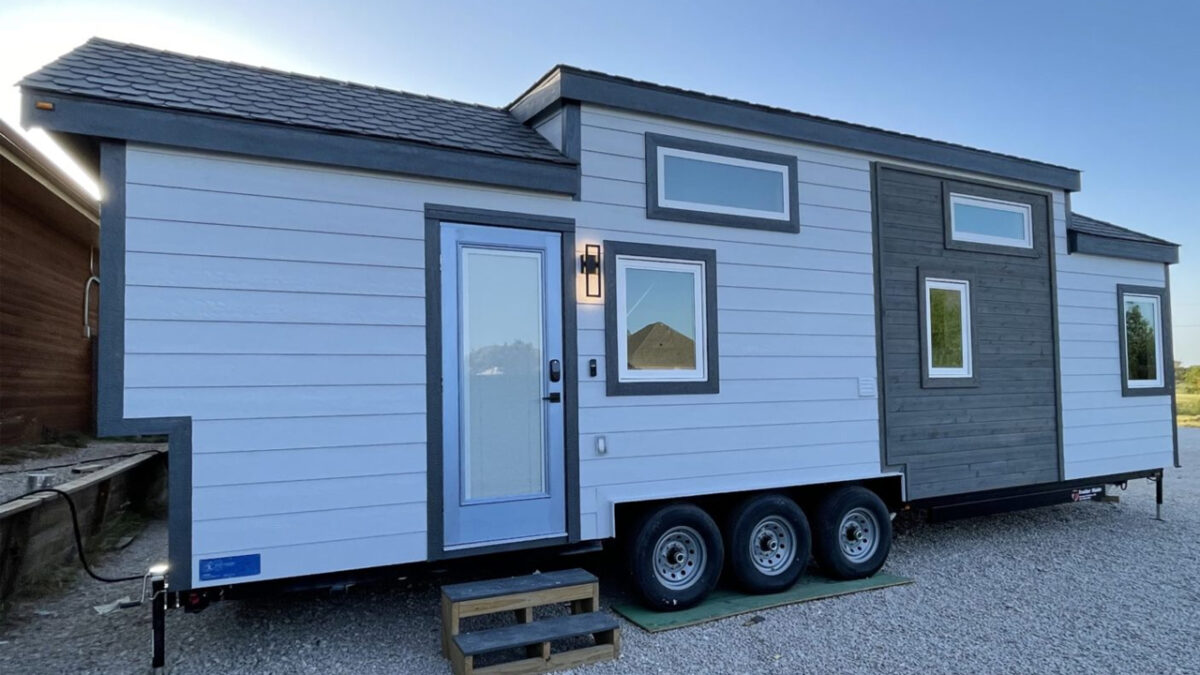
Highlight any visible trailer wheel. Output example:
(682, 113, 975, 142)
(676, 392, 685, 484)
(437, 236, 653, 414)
(626, 503, 723, 611)
(812, 486, 892, 580)
(725, 494, 811, 594)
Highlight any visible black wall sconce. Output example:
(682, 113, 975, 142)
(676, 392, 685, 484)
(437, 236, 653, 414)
(581, 244, 602, 298)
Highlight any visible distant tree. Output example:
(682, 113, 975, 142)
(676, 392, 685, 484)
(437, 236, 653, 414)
(1125, 305, 1156, 380)
(1180, 365, 1200, 394)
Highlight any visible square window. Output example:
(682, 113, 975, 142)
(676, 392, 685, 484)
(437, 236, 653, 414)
(949, 193, 1033, 249)
(923, 276, 974, 384)
(617, 258, 705, 380)
(604, 241, 719, 395)
(1119, 287, 1168, 395)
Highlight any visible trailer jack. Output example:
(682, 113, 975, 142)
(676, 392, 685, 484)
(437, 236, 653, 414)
(1153, 470, 1164, 522)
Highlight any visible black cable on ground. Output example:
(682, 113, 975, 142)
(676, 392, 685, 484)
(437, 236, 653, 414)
(0, 449, 163, 477)
(4, 487, 143, 583)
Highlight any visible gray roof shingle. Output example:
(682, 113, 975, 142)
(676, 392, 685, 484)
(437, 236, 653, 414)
(20, 38, 572, 164)
(1069, 212, 1176, 246)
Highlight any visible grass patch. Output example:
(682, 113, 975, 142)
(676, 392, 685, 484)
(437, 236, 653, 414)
(1178, 393, 1200, 428)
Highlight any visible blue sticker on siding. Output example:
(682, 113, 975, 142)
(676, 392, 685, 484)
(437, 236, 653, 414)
(198, 554, 261, 581)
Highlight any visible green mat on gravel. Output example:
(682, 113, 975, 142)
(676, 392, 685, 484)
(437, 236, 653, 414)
(611, 573, 913, 632)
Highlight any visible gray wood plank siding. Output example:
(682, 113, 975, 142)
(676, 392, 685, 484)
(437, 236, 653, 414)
(874, 166, 1060, 499)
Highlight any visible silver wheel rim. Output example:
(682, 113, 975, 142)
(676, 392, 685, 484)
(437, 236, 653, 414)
(653, 526, 707, 590)
(748, 515, 796, 576)
(838, 507, 879, 563)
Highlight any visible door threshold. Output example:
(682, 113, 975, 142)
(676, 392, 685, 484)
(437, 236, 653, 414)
(444, 532, 568, 552)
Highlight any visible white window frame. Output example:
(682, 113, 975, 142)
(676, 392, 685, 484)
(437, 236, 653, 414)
(1123, 292, 1165, 389)
(924, 277, 973, 379)
(656, 146, 791, 222)
(615, 254, 708, 383)
(949, 193, 1033, 249)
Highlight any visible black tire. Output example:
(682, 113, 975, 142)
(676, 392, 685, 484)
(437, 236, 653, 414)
(724, 493, 811, 594)
(812, 486, 892, 580)
(626, 503, 724, 611)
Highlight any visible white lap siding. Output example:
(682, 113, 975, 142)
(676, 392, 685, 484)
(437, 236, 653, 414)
(575, 107, 886, 539)
(1054, 204, 1174, 478)
(121, 145, 571, 587)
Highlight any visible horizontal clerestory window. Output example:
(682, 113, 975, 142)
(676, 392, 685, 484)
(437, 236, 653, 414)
(645, 133, 799, 233)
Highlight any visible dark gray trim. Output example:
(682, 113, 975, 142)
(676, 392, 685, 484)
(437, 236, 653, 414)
(96, 141, 194, 589)
(942, 182, 1041, 258)
(602, 240, 719, 396)
(509, 67, 1082, 191)
(424, 204, 575, 233)
(562, 103, 582, 201)
(23, 90, 580, 197)
(1167, 267, 1180, 468)
(436, 536, 572, 561)
(917, 267, 980, 389)
(868, 164, 903, 481)
(423, 204, 580, 560)
(1068, 230, 1179, 264)
(1116, 284, 1172, 398)
(644, 133, 800, 233)
(1050, 193, 1067, 481)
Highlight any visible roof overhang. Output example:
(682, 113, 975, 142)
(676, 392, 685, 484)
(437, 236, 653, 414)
(1067, 229, 1179, 264)
(511, 67, 1082, 192)
(21, 89, 580, 197)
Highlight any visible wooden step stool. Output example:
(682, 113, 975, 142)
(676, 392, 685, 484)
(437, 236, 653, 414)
(440, 569, 620, 675)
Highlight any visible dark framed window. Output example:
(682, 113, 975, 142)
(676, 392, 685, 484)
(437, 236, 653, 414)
(645, 133, 800, 233)
(941, 180, 1043, 258)
(918, 268, 979, 388)
(603, 240, 719, 396)
(1117, 284, 1171, 396)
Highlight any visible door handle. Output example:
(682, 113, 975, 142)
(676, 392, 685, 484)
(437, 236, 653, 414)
(542, 392, 562, 403)
(549, 359, 561, 383)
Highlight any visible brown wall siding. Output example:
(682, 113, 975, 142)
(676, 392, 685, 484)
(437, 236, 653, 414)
(0, 198, 97, 444)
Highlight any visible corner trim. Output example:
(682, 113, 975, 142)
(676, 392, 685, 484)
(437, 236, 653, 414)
(602, 240, 720, 396)
(23, 90, 580, 197)
(643, 133, 800, 233)
(562, 103, 582, 201)
(868, 163, 905, 483)
(1116, 284, 1172, 398)
(96, 141, 194, 589)
(917, 267, 980, 389)
(1068, 229, 1179, 264)
(423, 204, 580, 561)
(1166, 267, 1180, 468)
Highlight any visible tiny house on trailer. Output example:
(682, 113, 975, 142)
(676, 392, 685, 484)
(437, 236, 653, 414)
(19, 39, 1180, 612)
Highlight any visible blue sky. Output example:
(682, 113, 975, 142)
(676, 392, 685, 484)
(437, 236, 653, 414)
(1, 0, 1195, 362)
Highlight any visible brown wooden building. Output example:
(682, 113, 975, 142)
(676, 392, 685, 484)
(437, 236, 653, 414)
(0, 119, 99, 445)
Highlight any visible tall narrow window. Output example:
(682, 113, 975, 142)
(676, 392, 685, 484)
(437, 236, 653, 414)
(1118, 286, 1168, 395)
(603, 241, 719, 395)
(923, 277, 973, 383)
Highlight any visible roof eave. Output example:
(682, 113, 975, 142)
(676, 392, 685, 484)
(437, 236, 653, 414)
(21, 88, 580, 197)
(1067, 229, 1179, 265)
(0, 119, 98, 221)
(511, 66, 1082, 192)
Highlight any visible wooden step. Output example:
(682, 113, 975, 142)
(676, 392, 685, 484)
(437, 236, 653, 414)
(453, 611, 618, 656)
(449, 612, 620, 675)
(441, 569, 601, 658)
(442, 569, 597, 604)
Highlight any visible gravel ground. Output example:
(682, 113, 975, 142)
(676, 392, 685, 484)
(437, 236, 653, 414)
(2, 430, 1197, 674)
(0, 441, 166, 503)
